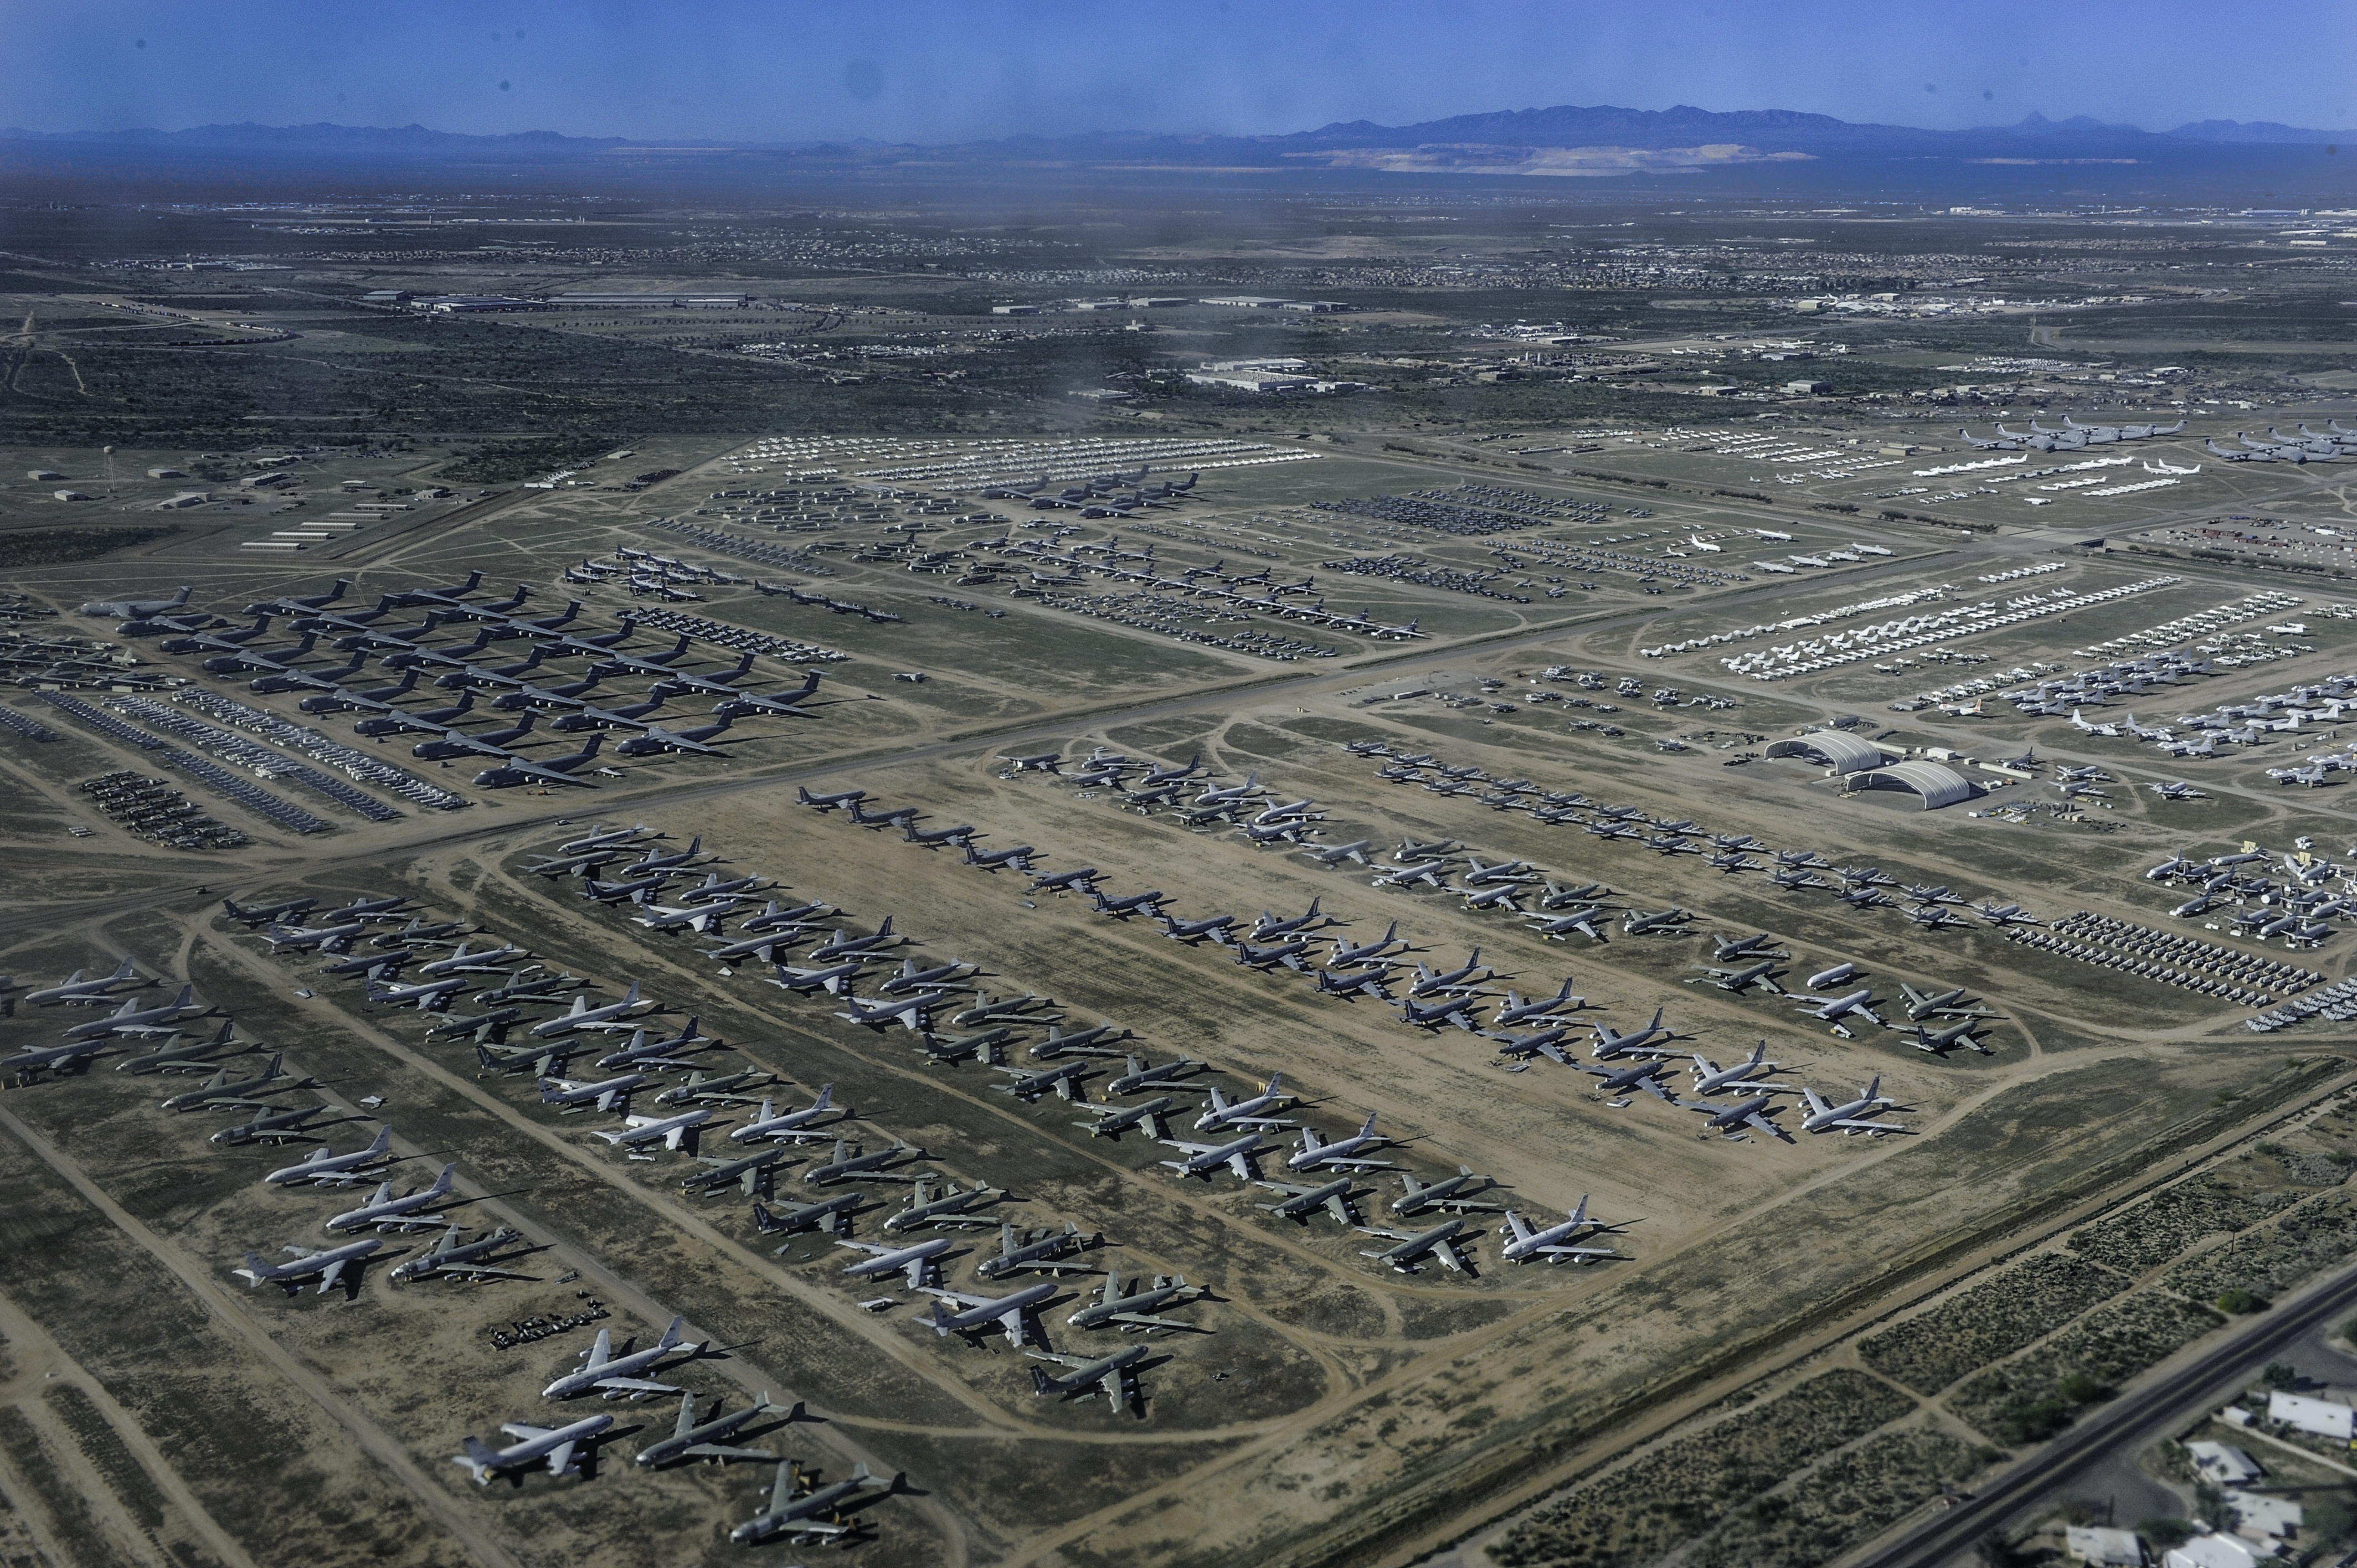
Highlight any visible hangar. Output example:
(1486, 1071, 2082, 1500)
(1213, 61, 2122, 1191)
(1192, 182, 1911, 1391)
(1851, 760, 1978, 810)
(1764, 730, 1887, 775)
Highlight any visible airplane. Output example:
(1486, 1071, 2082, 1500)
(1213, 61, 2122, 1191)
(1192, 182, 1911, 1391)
(977, 1220, 1098, 1280)
(549, 694, 670, 734)
(1325, 923, 1402, 969)
(233, 1237, 383, 1296)
(1375, 858, 1454, 890)
(729, 1089, 845, 1144)
(60, 984, 200, 1041)
(450, 1415, 617, 1490)
(1195, 1076, 1291, 1132)
(1799, 1078, 1906, 1136)
(1026, 1345, 1150, 1416)
(1622, 908, 1692, 936)
(83, 584, 194, 620)
(1459, 883, 1526, 914)
(680, 1146, 794, 1199)
(1688, 1042, 1784, 1097)
(963, 843, 1038, 872)
(1001, 751, 1064, 772)
(1804, 962, 1860, 990)
(159, 1051, 298, 1112)
(1678, 1092, 1793, 1143)
(22, 956, 143, 1007)
(0, 1036, 116, 1079)
(616, 715, 737, 759)
(591, 1108, 714, 1154)
(1103, 1055, 1206, 1097)
(1255, 1175, 1362, 1225)
(994, 1059, 1097, 1104)
(766, 959, 867, 997)
(801, 1138, 932, 1186)
(416, 941, 529, 978)
(248, 651, 371, 697)
(1897, 983, 1993, 1022)
(1907, 1017, 1990, 1055)
(1090, 888, 1167, 920)
(836, 990, 958, 1034)
(803, 918, 903, 963)
(1710, 933, 1785, 962)
(748, 1192, 871, 1246)
(1157, 1132, 1264, 1181)
(950, 991, 1057, 1028)
(644, 651, 764, 699)
(1486, 1025, 1576, 1065)
(1576, 1059, 1677, 1101)
(390, 1224, 537, 1283)
(837, 1235, 953, 1288)
(883, 1180, 1010, 1234)
(1497, 1198, 1627, 1265)
(1974, 903, 2042, 927)
(439, 1009, 531, 1048)
(1066, 1271, 1208, 1334)
(795, 787, 867, 811)
(634, 1391, 792, 1469)
(1027, 866, 1099, 895)
(1687, 958, 1786, 996)
(631, 898, 742, 935)
(1159, 912, 1237, 946)
(924, 1282, 1056, 1339)
(363, 972, 469, 1012)
(1588, 1008, 1675, 1060)
(263, 1126, 397, 1187)
(1792, 988, 1884, 1036)
(1527, 908, 1609, 943)
(920, 1026, 1014, 1067)
(325, 1165, 457, 1234)
(1354, 1218, 1472, 1274)
(114, 1019, 244, 1075)
(1288, 1113, 1396, 1172)
(526, 982, 649, 1039)
(542, 1316, 701, 1399)
(1393, 1167, 1507, 1216)
(1253, 898, 1335, 941)
(730, 1459, 894, 1546)
(220, 895, 319, 928)
(472, 736, 609, 790)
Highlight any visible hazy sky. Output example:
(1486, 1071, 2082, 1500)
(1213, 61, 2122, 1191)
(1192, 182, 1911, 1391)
(10, 1, 2357, 143)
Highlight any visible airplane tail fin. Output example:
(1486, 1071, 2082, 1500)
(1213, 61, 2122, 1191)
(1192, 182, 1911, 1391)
(929, 1300, 955, 1337)
(111, 956, 138, 981)
(367, 1126, 393, 1156)
(171, 983, 195, 1009)
(811, 1085, 833, 1110)
(1031, 1366, 1054, 1395)
(658, 1315, 685, 1349)
(1358, 1112, 1378, 1138)
(460, 1435, 501, 1474)
(428, 1163, 455, 1196)
(622, 981, 641, 1005)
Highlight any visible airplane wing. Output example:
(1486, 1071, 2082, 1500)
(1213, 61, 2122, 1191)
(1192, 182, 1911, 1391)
(592, 1375, 683, 1395)
(543, 1439, 582, 1475)
(1308, 1154, 1396, 1172)
(1103, 1311, 1199, 1333)
(1529, 1242, 1620, 1261)
(682, 1441, 775, 1463)
(1224, 1148, 1258, 1179)
(1745, 1110, 1794, 1143)
(443, 1262, 539, 1281)
(1826, 1117, 1908, 1136)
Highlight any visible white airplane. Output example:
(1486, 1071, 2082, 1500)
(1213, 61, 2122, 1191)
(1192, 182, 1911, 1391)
(1156, 1132, 1264, 1181)
(233, 1237, 383, 1294)
(1287, 1113, 1396, 1173)
(1497, 1198, 1624, 1265)
(325, 1164, 456, 1233)
(1799, 1078, 1907, 1136)
(591, 1108, 713, 1152)
(22, 957, 143, 1008)
(452, 1414, 613, 1486)
(263, 1126, 396, 1187)
(1194, 1075, 1293, 1132)
(542, 1316, 699, 1399)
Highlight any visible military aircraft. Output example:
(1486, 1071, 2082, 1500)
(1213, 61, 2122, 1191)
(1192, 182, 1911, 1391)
(234, 1238, 385, 1295)
(1898, 983, 1994, 1022)
(837, 1235, 953, 1288)
(542, 1316, 701, 1399)
(681, 1146, 793, 1199)
(1195, 1076, 1293, 1132)
(924, 1282, 1056, 1348)
(219, 895, 319, 929)
(1157, 1132, 1264, 1181)
(1799, 1079, 1907, 1136)
(796, 786, 868, 811)
(1688, 1042, 1786, 1097)
(526, 982, 649, 1039)
(159, 1051, 299, 1112)
(363, 972, 469, 1012)
(1908, 1017, 1990, 1055)
(1792, 987, 1885, 1036)
(325, 1165, 457, 1233)
(1391, 1167, 1507, 1218)
(728, 1089, 844, 1144)
(1288, 1113, 1396, 1172)
(1027, 1345, 1150, 1415)
(59, 983, 199, 1041)
(1588, 1008, 1675, 1060)
(114, 1020, 244, 1075)
(1066, 1271, 1207, 1334)
(390, 1224, 536, 1283)
(1498, 1198, 1627, 1265)
(1679, 1091, 1793, 1143)
(210, 1102, 342, 1147)
(1491, 981, 1585, 1027)
(730, 1460, 893, 1546)
(1686, 958, 1786, 996)
(83, 584, 194, 620)
(1974, 902, 2044, 927)
(1622, 907, 1692, 936)
(1354, 1218, 1473, 1274)
(963, 842, 1037, 872)
(22, 956, 144, 1008)
(472, 736, 608, 790)
(882, 1180, 1008, 1234)
(748, 1192, 871, 1246)
(977, 1221, 1098, 1280)
(1577, 1059, 1677, 1101)
(1254, 1175, 1361, 1225)
(994, 1059, 1097, 1103)
(651, 1067, 775, 1109)
(452, 1412, 614, 1486)
(801, 1138, 933, 1185)
(635, 1393, 792, 1469)
(591, 1108, 714, 1154)
(263, 1126, 396, 1187)
(1026, 866, 1099, 896)
(1527, 907, 1609, 942)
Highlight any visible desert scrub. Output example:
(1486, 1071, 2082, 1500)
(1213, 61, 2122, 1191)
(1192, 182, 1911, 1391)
(1860, 1252, 2129, 1396)
(2067, 1180, 2293, 1276)
(2165, 1192, 2357, 1304)
(1488, 1370, 1916, 1568)
(1949, 1293, 2225, 1445)
(1686, 1428, 1986, 1568)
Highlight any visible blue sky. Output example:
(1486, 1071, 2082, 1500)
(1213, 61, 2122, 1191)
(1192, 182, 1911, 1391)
(9, 1, 2356, 142)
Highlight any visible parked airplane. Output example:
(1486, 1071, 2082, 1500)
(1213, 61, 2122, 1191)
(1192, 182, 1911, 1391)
(542, 1316, 701, 1399)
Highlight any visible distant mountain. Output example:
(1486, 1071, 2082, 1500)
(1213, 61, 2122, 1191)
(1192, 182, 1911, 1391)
(2170, 118, 2356, 144)
(0, 122, 629, 153)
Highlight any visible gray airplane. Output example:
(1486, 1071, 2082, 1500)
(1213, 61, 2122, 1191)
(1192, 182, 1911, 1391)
(802, 1138, 933, 1185)
(1194, 1076, 1293, 1132)
(1679, 1092, 1793, 1143)
(538, 1073, 649, 1115)
(325, 1164, 457, 1234)
(994, 1060, 1096, 1104)
(1686, 958, 1786, 996)
(59, 983, 199, 1041)
(1688, 1042, 1787, 1097)
(749, 1193, 871, 1247)
(1622, 907, 1692, 936)
(1074, 1096, 1175, 1141)
(1027, 1345, 1149, 1416)
(1800, 1079, 1906, 1136)
(0, 1036, 116, 1079)
(1157, 1132, 1264, 1182)
(730, 1460, 891, 1546)
(1898, 982, 1995, 1022)
(1908, 1017, 1990, 1055)
(1354, 1218, 1472, 1274)
(159, 1051, 297, 1112)
(921, 1027, 1013, 1067)
(1288, 1113, 1395, 1173)
(652, 1068, 777, 1108)
(22, 956, 143, 1007)
(681, 1146, 793, 1199)
(1302, 839, 1373, 868)
(390, 1224, 536, 1283)
(264, 1126, 396, 1187)
(1527, 907, 1609, 942)
(1792, 987, 1884, 1037)
(728, 1088, 844, 1144)
(836, 1235, 953, 1288)
(211, 1102, 340, 1147)
(1491, 981, 1585, 1028)
(1576, 1059, 1676, 1101)
(1393, 1167, 1506, 1216)
(635, 1391, 794, 1468)
(115, 1019, 244, 1075)
(1497, 1198, 1626, 1265)
(923, 1281, 1058, 1347)
(1067, 1271, 1208, 1334)
(1254, 1175, 1360, 1225)
(591, 1108, 714, 1154)
(452, 1413, 614, 1486)
(977, 1221, 1098, 1280)
(1588, 1008, 1675, 1060)
(883, 1180, 1010, 1234)
(234, 1238, 384, 1295)
(542, 1316, 700, 1399)
(526, 982, 649, 1039)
